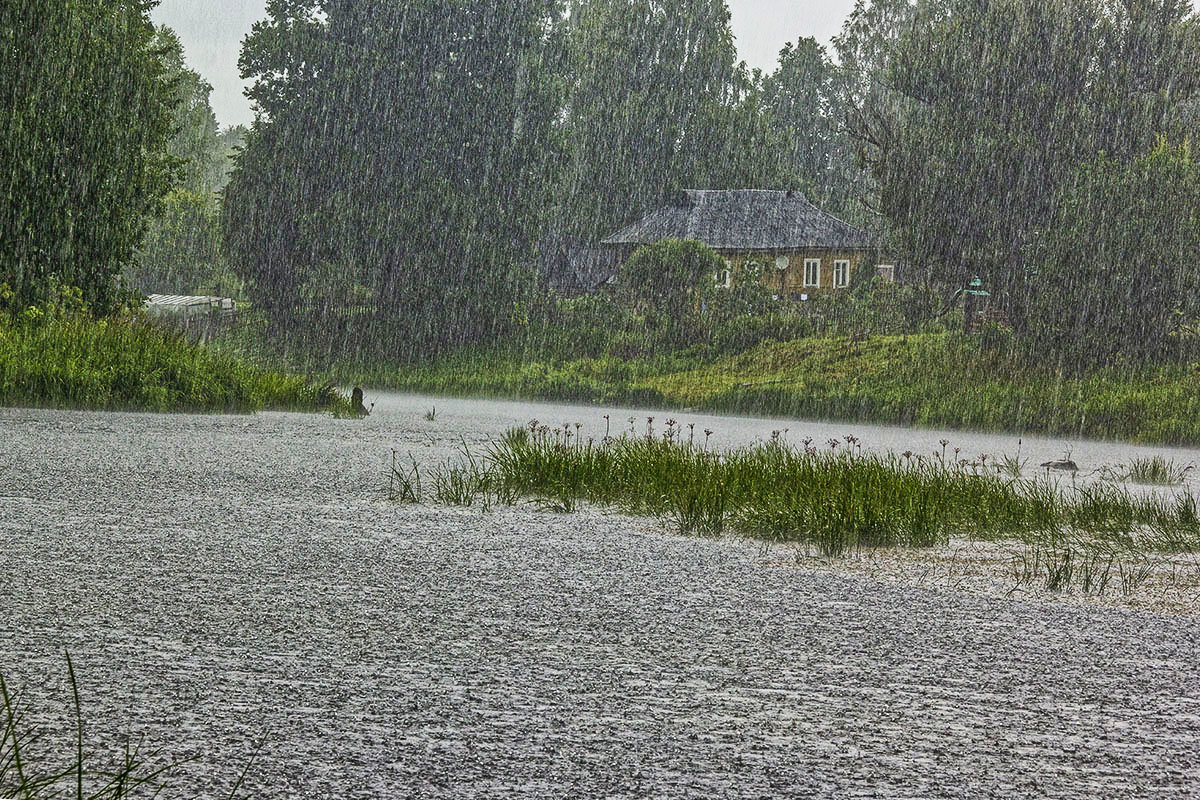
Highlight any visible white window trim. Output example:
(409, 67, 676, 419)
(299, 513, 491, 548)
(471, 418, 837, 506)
(876, 264, 895, 282)
(803, 258, 821, 288)
(834, 259, 850, 288)
(715, 268, 731, 288)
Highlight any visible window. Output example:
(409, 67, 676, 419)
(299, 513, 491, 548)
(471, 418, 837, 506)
(834, 259, 850, 288)
(715, 269, 731, 288)
(775, 255, 789, 271)
(803, 259, 821, 288)
(876, 264, 895, 283)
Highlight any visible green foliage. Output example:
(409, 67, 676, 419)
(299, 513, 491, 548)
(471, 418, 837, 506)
(555, 0, 763, 243)
(0, 0, 177, 315)
(758, 37, 867, 223)
(708, 314, 814, 354)
(129, 189, 236, 296)
(224, 0, 562, 348)
(0, 311, 347, 413)
(1018, 141, 1200, 364)
(388, 331, 1200, 447)
(620, 239, 724, 330)
(126, 28, 243, 298)
(153, 26, 224, 195)
(846, 0, 1198, 301)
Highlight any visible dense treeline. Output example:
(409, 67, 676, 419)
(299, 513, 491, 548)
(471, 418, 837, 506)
(223, 0, 873, 354)
(223, 0, 1200, 366)
(3, 0, 1199, 372)
(857, 0, 1200, 361)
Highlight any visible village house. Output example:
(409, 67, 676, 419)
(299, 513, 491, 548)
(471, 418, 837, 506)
(602, 189, 880, 298)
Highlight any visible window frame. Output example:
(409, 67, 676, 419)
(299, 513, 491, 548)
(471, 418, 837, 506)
(803, 258, 821, 288)
(833, 259, 850, 289)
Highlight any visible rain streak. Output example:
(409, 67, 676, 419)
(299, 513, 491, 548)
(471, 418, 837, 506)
(3, 0, 1200, 797)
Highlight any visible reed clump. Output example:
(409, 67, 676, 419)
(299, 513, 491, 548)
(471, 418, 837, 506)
(420, 422, 1200, 560)
(1121, 456, 1194, 485)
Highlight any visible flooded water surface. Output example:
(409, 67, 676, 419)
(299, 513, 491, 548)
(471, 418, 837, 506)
(2, 394, 1200, 798)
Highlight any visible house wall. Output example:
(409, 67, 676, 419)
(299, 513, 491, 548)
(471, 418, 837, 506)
(718, 249, 874, 295)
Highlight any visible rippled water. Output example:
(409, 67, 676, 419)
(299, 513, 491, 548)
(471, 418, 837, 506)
(2, 394, 1199, 798)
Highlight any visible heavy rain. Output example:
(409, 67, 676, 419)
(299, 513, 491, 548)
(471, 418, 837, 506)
(3, 0, 1200, 796)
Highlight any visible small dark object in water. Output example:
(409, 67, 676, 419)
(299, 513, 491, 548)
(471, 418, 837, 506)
(350, 386, 372, 417)
(1040, 459, 1078, 472)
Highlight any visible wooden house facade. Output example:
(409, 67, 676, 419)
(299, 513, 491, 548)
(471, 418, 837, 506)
(602, 189, 875, 297)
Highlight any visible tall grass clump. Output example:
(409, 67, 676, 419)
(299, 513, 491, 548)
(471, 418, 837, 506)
(1123, 456, 1194, 485)
(0, 312, 348, 413)
(465, 422, 1200, 558)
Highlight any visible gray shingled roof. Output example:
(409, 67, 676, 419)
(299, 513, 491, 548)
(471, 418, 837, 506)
(602, 189, 872, 251)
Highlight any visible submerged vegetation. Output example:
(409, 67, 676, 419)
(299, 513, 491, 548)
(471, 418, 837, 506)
(0, 311, 347, 414)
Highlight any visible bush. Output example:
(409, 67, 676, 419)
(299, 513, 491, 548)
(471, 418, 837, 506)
(620, 239, 725, 331)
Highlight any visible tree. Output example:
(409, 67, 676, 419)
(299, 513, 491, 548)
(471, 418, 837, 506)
(759, 37, 865, 222)
(1019, 141, 1200, 365)
(0, 0, 177, 315)
(127, 190, 226, 295)
(843, 0, 1200, 310)
(224, 0, 565, 350)
(552, 0, 752, 245)
(154, 27, 224, 194)
(128, 27, 241, 296)
(620, 239, 724, 332)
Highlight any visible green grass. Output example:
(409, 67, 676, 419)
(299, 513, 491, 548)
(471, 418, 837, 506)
(417, 423, 1200, 562)
(1123, 456, 1195, 485)
(0, 314, 349, 414)
(380, 332, 1200, 446)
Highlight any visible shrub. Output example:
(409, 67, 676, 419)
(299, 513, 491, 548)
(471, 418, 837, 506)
(620, 239, 725, 331)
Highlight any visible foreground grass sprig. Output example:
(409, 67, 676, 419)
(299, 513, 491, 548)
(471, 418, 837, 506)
(1, 654, 261, 799)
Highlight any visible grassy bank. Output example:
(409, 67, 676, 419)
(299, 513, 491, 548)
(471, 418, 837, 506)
(0, 314, 348, 413)
(384, 332, 1200, 446)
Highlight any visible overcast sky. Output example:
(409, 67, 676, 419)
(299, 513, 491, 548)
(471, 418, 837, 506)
(151, 0, 859, 129)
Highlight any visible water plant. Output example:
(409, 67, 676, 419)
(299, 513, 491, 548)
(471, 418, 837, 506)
(389, 451, 422, 504)
(412, 422, 1200, 563)
(1123, 456, 1194, 485)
